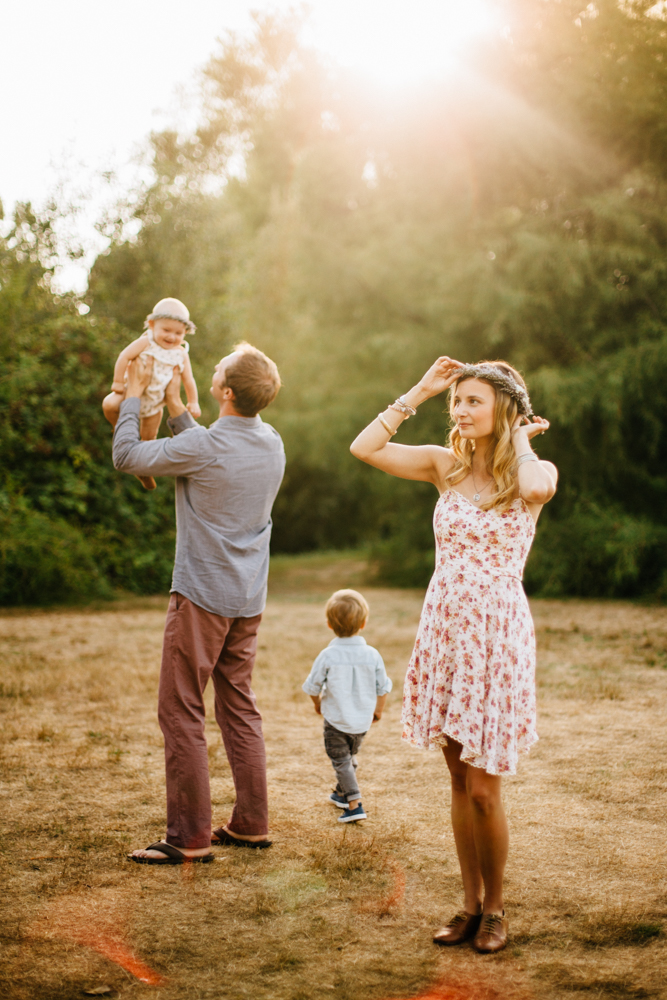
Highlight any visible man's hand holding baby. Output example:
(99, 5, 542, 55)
(125, 356, 153, 398)
(164, 367, 187, 418)
(164, 369, 201, 418)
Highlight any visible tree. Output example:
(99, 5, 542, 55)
(82, 1, 667, 598)
(0, 204, 177, 603)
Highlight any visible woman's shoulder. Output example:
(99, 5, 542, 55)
(429, 446, 457, 491)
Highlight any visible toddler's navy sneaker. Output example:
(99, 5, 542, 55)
(329, 791, 348, 808)
(338, 803, 367, 823)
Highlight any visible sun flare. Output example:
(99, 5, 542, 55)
(305, 0, 499, 85)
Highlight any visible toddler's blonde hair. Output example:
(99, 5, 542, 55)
(326, 589, 369, 637)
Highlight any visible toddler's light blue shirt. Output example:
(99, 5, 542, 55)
(302, 635, 392, 735)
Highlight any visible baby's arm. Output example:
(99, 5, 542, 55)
(181, 355, 201, 418)
(111, 335, 150, 392)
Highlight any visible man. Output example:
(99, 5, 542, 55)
(113, 342, 285, 863)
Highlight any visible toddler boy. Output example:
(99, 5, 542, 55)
(302, 589, 392, 823)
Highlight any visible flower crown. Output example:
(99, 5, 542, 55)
(453, 364, 533, 416)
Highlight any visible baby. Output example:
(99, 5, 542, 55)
(102, 297, 200, 489)
(302, 589, 392, 823)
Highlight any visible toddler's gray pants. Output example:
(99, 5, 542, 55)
(323, 719, 367, 802)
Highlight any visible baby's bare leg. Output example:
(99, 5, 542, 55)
(140, 411, 163, 441)
(136, 410, 163, 491)
(102, 391, 124, 428)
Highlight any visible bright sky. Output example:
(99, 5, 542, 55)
(1, 0, 497, 290)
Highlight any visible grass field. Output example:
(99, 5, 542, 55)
(1, 552, 666, 1000)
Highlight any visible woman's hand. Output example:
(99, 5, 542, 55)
(125, 356, 153, 398)
(512, 415, 557, 505)
(417, 356, 466, 401)
(511, 415, 549, 445)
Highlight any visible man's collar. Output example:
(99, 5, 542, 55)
(329, 635, 367, 646)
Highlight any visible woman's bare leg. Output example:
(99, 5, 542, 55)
(443, 740, 508, 915)
(442, 740, 483, 914)
(466, 764, 508, 914)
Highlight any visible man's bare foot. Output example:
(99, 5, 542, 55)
(212, 825, 269, 844)
(130, 841, 212, 861)
(137, 475, 157, 491)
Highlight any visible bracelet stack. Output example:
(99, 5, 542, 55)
(517, 453, 539, 465)
(389, 396, 417, 417)
(377, 396, 418, 437)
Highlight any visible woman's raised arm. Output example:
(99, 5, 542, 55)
(350, 357, 464, 486)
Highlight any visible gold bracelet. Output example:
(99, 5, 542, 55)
(378, 414, 397, 436)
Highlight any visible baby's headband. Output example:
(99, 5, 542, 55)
(146, 297, 196, 334)
(146, 311, 196, 334)
(453, 364, 533, 417)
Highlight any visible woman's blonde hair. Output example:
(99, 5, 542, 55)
(442, 360, 528, 510)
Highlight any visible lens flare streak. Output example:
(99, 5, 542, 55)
(72, 931, 167, 986)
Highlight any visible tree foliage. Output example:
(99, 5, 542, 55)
(0, 207, 176, 603)
(6, 1, 667, 603)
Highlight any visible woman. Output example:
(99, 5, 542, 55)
(350, 357, 557, 954)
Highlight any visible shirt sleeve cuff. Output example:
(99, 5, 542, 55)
(376, 679, 393, 695)
(167, 410, 198, 436)
(302, 681, 322, 695)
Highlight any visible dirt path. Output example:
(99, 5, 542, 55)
(1, 581, 666, 999)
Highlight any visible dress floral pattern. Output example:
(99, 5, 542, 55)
(401, 489, 538, 775)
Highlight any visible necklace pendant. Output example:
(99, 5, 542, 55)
(473, 493, 480, 502)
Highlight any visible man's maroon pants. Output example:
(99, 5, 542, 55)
(158, 593, 267, 849)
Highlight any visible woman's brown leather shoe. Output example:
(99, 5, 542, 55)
(433, 911, 482, 946)
(472, 912, 508, 953)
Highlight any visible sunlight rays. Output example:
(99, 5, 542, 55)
(305, 0, 500, 86)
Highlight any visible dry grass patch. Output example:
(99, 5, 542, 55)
(0, 566, 666, 999)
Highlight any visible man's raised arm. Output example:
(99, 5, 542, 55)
(112, 361, 206, 480)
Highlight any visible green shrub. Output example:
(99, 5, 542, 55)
(0, 505, 111, 605)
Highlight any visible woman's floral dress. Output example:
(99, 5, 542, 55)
(401, 489, 538, 775)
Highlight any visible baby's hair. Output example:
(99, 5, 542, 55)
(326, 589, 369, 637)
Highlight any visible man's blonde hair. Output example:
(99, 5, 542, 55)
(225, 342, 281, 417)
(326, 589, 369, 637)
